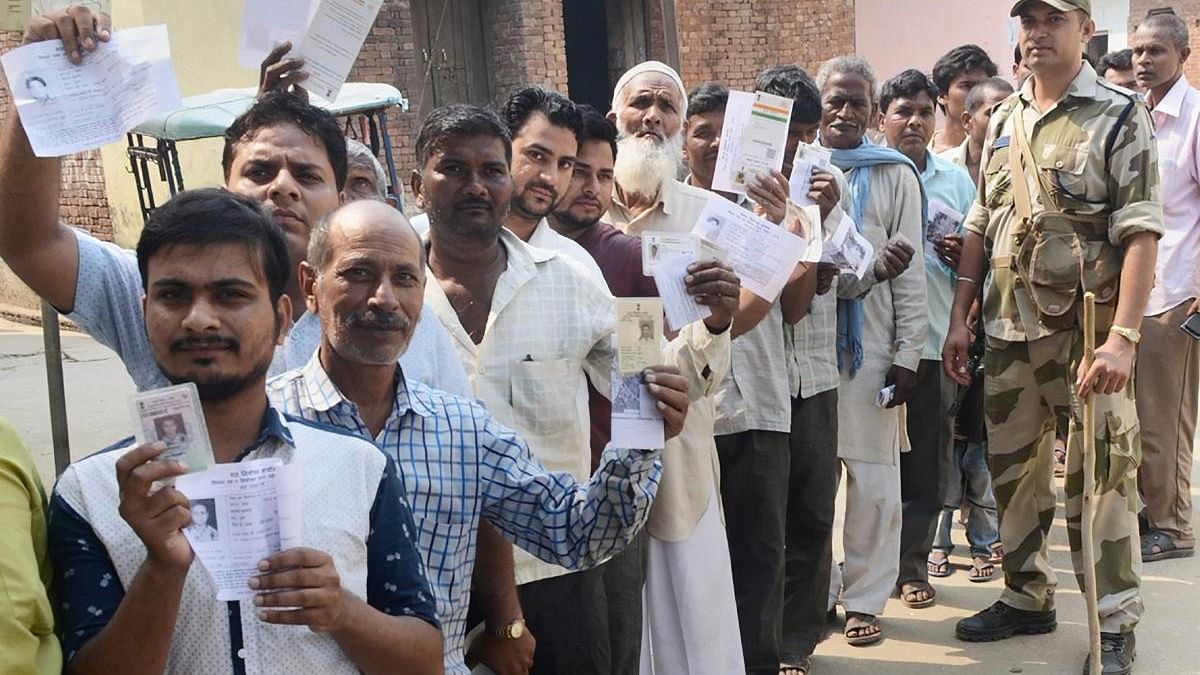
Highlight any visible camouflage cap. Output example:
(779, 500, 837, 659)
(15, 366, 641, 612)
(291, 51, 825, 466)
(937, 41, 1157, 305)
(1010, 0, 1091, 17)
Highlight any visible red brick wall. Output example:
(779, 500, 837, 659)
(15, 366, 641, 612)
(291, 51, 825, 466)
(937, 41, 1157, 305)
(483, 0, 569, 102)
(1129, 1, 1200, 84)
(0, 30, 113, 241)
(672, 0, 856, 90)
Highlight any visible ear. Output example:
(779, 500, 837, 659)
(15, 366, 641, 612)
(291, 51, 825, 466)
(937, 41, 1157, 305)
(410, 169, 426, 210)
(299, 261, 319, 315)
(606, 110, 617, 124)
(961, 109, 973, 133)
(1081, 16, 1097, 43)
(275, 294, 293, 346)
(1182, 46, 1192, 64)
(338, 190, 347, 206)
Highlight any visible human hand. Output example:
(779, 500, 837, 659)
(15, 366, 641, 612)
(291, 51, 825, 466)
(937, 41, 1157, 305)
(252, 548, 348, 632)
(809, 171, 841, 222)
(873, 238, 915, 282)
(685, 260, 740, 333)
(936, 233, 963, 271)
(115, 443, 194, 573)
(942, 322, 974, 386)
(886, 365, 918, 408)
(468, 629, 536, 675)
(748, 170, 789, 224)
(1076, 336, 1135, 398)
(644, 365, 689, 440)
(258, 41, 310, 101)
(816, 262, 837, 295)
(23, 6, 111, 63)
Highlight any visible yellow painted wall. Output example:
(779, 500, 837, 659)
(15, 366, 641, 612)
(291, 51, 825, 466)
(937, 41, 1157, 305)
(99, 0, 260, 247)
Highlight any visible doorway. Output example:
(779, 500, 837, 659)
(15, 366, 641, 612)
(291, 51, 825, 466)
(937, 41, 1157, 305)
(563, 0, 652, 113)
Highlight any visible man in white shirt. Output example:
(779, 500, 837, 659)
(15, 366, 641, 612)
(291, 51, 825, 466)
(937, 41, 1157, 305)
(1131, 12, 1199, 562)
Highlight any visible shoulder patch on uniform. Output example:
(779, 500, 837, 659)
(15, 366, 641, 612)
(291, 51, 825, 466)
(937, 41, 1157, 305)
(1096, 77, 1140, 103)
(993, 136, 1011, 149)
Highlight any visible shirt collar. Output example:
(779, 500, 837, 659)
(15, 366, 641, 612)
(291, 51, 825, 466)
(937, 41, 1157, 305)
(612, 178, 676, 219)
(232, 404, 295, 462)
(1020, 61, 1100, 107)
(920, 150, 955, 180)
(298, 344, 439, 421)
(1155, 75, 1190, 119)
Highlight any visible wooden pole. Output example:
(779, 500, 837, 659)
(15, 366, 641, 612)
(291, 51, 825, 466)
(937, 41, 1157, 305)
(40, 300, 71, 477)
(1081, 291, 1101, 675)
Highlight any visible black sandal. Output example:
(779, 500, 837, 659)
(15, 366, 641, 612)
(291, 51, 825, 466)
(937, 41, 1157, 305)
(845, 612, 884, 646)
(897, 580, 936, 608)
(1142, 530, 1195, 562)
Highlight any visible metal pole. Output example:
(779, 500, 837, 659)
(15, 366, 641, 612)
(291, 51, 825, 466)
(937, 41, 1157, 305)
(1081, 291, 1102, 675)
(40, 300, 71, 476)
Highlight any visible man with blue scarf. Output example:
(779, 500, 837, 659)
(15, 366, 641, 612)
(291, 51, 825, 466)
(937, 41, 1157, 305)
(878, 70, 979, 611)
(816, 55, 927, 648)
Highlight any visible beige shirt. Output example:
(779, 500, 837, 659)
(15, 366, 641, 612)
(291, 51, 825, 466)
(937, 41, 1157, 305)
(607, 178, 733, 540)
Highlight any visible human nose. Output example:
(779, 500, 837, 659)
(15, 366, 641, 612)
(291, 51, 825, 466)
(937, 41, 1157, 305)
(268, 168, 301, 204)
(369, 276, 400, 313)
(181, 297, 220, 333)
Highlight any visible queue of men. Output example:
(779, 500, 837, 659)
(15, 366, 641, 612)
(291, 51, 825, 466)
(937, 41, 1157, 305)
(0, 1, 1195, 674)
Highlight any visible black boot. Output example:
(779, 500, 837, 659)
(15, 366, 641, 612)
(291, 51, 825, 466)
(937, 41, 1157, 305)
(1082, 632, 1136, 675)
(955, 601, 1057, 641)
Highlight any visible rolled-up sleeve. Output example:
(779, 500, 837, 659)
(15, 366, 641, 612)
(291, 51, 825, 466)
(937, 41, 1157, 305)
(1107, 103, 1164, 245)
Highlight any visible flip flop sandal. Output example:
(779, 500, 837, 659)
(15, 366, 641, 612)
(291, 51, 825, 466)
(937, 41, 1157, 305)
(988, 542, 1005, 565)
(779, 656, 812, 675)
(1053, 443, 1067, 477)
(897, 581, 936, 608)
(969, 556, 995, 582)
(844, 613, 884, 646)
(1142, 530, 1196, 562)
(927, 553, 953, 578)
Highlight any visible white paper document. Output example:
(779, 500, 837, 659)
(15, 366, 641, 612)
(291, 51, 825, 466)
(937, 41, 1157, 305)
(176, 457, 303, 601)
(925, 199, 963, 260)
(1, 0, 27, 31)
(238, 0, 315, 69)
(782, 200, 824, 264)
(652, 251, 712, 332)
(821, 214, 874, 280)
(788, 142, 833, 206)
(0, 24, 182, 157)
(712, 90, 793, 194)
(295, 0, 383, 102)
(692, 196, 808, 302)
(610, 360, 664, 451)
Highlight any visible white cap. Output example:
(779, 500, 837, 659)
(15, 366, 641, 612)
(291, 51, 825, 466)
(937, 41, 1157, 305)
(611, 61, 688, 112)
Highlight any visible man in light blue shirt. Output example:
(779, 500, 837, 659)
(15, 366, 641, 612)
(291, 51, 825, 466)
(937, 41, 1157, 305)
(878, 69, 976, 610)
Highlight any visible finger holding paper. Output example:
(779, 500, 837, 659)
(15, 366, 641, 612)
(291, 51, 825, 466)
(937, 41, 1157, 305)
(644, 365, 689, 441)
(808, 170, 840, 222)
(686, 260, 740, 332)
(257, 41, 309, 101)
(24, 5, 111, 62)
(115, 443, 195, 572)
(747, 170, 789, 225)
(252, 547, 348, 632)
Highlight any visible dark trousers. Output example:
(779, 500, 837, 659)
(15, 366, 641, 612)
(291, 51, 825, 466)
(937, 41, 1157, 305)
(600, 529, 647, 675)
(780, 389, 840, 662)
(518, 568, 609, 675)
(897, 359, 956, 584)
(717, 429, 790, 675)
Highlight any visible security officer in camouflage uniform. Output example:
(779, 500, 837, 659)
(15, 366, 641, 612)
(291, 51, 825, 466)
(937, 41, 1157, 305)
(942, 1, 1161, 673)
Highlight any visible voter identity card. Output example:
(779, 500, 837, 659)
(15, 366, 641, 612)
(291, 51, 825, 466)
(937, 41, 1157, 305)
(616, 298, 663, 375)
(129, 382, 215, 474)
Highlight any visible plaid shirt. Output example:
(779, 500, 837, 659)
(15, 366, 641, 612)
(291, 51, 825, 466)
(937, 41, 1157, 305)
(267, 354, 661, 674)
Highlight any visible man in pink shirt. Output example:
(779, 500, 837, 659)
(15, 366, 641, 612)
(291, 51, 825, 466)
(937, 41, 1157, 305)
(1132, 11, 1199, 562)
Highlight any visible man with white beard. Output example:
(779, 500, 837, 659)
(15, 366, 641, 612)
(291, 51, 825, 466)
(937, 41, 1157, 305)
(604, 61, 745, 675)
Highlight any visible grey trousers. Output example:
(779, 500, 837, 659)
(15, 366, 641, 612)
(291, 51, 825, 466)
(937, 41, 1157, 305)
(898, 359, 956, 584)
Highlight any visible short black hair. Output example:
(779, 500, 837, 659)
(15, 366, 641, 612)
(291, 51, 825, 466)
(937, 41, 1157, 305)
(136, 188, 290, 304)
(879, 69, 940, 115)
(755, 64, 822, 125)
(576, 104, 617, 160)
(932, 45, 999, 96)
(1014, 44, 1023, 65)
(222, 92, 348, 191)
(501, 86, 583, 142)
(414, 104, 512, 167)
(1097, 48, 1134, 77)
(686, 82, 729, 118)
(965, 77, 1015, 114)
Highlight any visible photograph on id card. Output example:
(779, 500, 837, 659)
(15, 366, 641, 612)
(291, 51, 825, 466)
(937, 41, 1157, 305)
(616, 297, 663, 375)
(642, 231, 697, 275)
(129, 382, 215, 473)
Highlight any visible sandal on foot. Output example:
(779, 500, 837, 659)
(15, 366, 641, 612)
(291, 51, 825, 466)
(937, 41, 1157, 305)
(1141, 530, 1195, 562)
(988, 542, 1005, 565)
(1053, 440, 1067, 477)
(969, 555, 995, 582)
(779, 656, 812, 675)
(897, 580, 936, 608)
(844, 612, 884, 646)
(927, 552, 953, 578)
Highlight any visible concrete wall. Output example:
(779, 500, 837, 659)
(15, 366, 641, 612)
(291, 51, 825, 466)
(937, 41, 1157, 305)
(1094, 0, 1133, 51)
(1130, 0, 1200, 82)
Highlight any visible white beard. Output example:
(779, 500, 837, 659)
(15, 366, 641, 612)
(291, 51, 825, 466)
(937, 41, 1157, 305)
(613, 131, 684, 201)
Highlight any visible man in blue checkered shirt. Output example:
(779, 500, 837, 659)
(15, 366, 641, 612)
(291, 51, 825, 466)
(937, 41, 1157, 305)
(267, 198, 691, 674)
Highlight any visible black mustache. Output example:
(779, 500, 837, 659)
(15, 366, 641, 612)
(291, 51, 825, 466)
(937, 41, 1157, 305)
(171, 335, 239, 352)
(525, 180, 557, 197)
(455, 198, 492, 211)
(348, 312, 411, 331)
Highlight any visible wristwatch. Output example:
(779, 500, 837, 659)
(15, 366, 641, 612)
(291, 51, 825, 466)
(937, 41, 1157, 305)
(489, 618, 526, 639)
(1109, 325, 1141, 345)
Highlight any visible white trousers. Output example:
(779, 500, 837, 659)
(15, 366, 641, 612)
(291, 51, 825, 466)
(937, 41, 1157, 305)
(828, 456, 902, 616)
(640, 489, 744, 675)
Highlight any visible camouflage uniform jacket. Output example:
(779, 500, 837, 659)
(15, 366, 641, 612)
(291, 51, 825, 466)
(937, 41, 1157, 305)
(964, 61, 1163, 342)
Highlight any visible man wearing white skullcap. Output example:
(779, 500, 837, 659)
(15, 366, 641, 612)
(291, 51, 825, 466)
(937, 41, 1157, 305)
(605, 61, 745, 675)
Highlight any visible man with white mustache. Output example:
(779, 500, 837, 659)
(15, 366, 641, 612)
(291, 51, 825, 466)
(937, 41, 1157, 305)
(604, 61, 745, 675)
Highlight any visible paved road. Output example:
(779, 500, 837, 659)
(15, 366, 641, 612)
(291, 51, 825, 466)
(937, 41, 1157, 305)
(1, 317, 1196, 673)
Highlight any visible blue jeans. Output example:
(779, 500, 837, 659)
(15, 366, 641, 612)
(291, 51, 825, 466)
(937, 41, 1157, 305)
(932, 440, 999, 557)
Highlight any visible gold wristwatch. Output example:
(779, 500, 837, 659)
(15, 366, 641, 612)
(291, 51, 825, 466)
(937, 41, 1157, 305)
(489, 618, 526, 639)
(1109, 325, 1141, 345)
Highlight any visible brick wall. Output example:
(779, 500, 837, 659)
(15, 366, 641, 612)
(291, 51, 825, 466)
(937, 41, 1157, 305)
(1129, 1, 1200, 84)
(672, 0, 856, 90)
(0, 30, 113, 242)
(483, 0, 569, 102)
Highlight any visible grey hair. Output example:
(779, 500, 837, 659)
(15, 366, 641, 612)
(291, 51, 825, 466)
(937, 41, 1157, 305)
(306, 203, 426, 273)
(1139, 12, 1190, 52)
(345, 138, 388, 199)
(816, 55, 879, 100)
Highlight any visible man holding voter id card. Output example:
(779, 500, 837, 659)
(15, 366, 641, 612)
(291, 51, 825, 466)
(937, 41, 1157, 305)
(47, 190, 442, 675)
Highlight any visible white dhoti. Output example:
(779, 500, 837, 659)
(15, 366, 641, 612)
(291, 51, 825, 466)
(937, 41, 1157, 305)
(828, 455, 902, 616)
(640, 487, 744, 675)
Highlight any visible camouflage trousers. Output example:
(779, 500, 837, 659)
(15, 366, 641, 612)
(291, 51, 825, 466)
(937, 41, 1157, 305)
(984, 330, 1143, 633)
